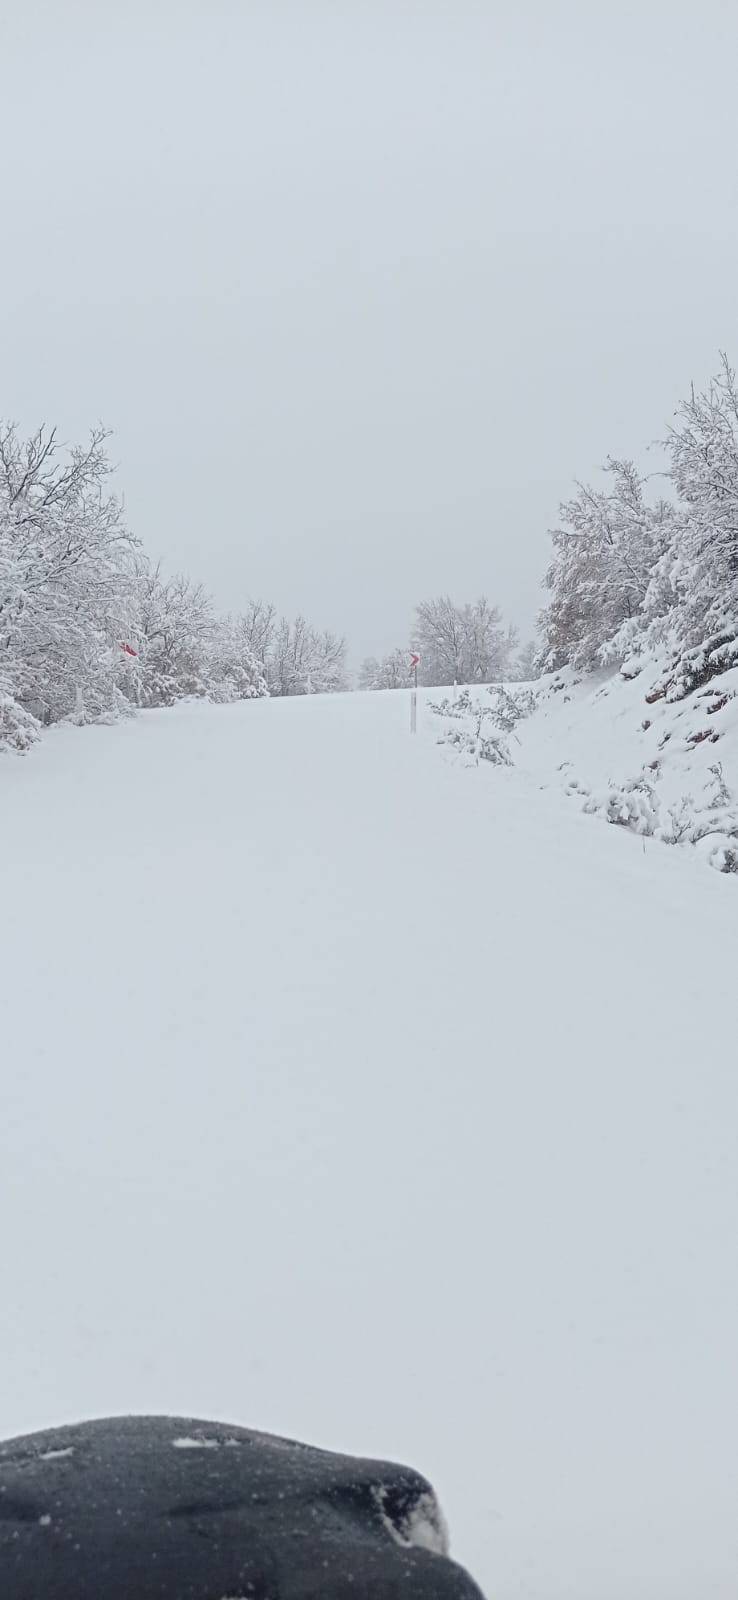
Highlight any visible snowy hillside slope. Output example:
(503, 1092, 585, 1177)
(428, 657, 738, 874)
(1, 690, 736, 1600)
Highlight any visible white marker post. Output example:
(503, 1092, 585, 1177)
(409, 652, 420, 734)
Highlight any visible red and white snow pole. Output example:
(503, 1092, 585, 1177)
(410, 653, 420, 734)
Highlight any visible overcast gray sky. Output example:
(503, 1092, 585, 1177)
(1, 0, 737, 661)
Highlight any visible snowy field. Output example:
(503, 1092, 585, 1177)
(2, 688, 736, 1600)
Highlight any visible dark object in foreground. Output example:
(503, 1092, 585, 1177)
(0, 1415, 486, 1600)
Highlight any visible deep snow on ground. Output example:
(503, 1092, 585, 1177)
(525, 660, 738, 867)
(429, 659, 738, 876)
(1, 689, 736, 1600)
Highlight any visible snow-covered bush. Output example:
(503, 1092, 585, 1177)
(573, 753, 738, 870)
(430, 683, 535, 767)
(438, 723, 513, 766)
(0, 689, 40, 754)
(580, 775, 661, 836)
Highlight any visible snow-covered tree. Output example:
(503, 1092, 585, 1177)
(1, 420, 365, 754)
(538, 459, 673, 671)
(412, 596, 516, 686)
(542, 359, 738, 695)
(267, 615, 347, 696)
(358, 656, 380, 690)
(134, 567, 216, 706)
(359, 648, 410, 690)
(635, 356, 738, 692)
(133, 568, 268, 707)
(206, 612, 268, 702)
(412, 596, 465, 685)
(237, 599, 278, 680)
(0, 422, 141, 740)
(513, 640, 540, 681)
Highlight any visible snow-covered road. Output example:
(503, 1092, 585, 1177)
(2, 691, 736, 1599)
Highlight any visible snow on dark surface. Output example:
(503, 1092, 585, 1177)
(0, 1415, 480, 1600)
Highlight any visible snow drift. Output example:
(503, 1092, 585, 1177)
(429, 655, 738, 874)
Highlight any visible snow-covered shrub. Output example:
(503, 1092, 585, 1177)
(430, 683, 535, 767)
(438, 723, 513, 766)
(487, 684, 537, 732)
(0, 691, 40, 753)
(575, 757, 738, 871)
(703, 839, 738, 873)
(645, 634, 738, 705)
(431, 684, 535, 731)
(581, 776, 660, 835)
